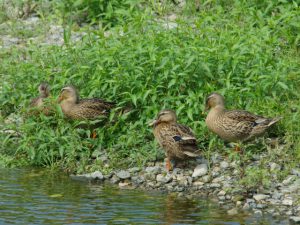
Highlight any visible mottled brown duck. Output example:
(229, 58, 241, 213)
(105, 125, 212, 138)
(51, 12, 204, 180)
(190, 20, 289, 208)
(58, 85, 115, 138)
(149, 109, 201, 171)
(205, 92, 281, 150)
(29, 82, 52, 115)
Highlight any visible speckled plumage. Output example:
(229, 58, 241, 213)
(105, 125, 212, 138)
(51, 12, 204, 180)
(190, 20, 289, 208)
(150, 109, 201, 163)
(29, 82, 52, 115)
(58, 85, 115, 121)
(205, 93, 281, 142)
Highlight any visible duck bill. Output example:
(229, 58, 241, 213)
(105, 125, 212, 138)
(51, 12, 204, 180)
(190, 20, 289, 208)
(148, 119, 158, 127)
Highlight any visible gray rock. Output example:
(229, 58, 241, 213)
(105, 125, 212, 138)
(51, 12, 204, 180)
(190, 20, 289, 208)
(227, 208, 238, 215)
(270, 162, 280, 171)
(192, 164, 208, 178)
(156, 174, 172, 184)
(282, 198, 293, 206)
(218, 190, 226, 196)
(220, 161, 230, 169)
(110, 175, 120, 184)
(256, 204, 267, 209)
(128, 167, 141, 173)
(116, 170, 131, 179)
(145, 166, 161, 175)
(291, 169, 300, 177)
(290, 216, 300, 224)
(272, 191, 283, 200)
(282, 175, 296, 185)
(243, 203, 250, 210)
(71, 171, 104, 181)
(201, 175, 211, 183)
(254, 210, 263, 216)
(131, 176, 145, 184)
(209, 183, 221, 188)
(253, 194, 269, 201)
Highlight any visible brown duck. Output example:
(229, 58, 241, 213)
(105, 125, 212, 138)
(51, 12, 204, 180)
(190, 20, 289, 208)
(58, 85, 115, 137)
(149, 109, 201, 171)
(29, 82, 52, 115)
(205, 92, 281, 150)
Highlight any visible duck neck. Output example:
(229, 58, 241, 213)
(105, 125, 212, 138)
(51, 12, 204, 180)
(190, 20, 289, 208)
(208, 105, 225, 117)
(60, 99, 75, 113)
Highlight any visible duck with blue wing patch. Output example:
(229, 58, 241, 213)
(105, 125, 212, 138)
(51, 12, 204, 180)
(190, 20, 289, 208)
(205, 92, 282, 152)
(149, 109, 201, 171)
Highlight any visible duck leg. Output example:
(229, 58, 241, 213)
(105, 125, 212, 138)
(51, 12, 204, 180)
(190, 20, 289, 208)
(90, 130, 97, 139)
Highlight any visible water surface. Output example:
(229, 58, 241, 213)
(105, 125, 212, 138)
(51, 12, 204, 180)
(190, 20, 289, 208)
(0, 168, 287, 224)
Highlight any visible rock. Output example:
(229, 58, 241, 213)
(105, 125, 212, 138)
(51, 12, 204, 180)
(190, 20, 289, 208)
(209, 183, 221, 188)
(243, 203, 250, 210)
(256, 204, 267, 209)
(192, 164, 208, 178)
(116, 170, 131, 179)
(272, 191, 283, 200)
(145, 166, 161, 175)
(290, 216, 300, 224)
(201, 175, 211, 183)
(220, 161, 230, 169)
(291, 169, 300, 177)
(131, 176, 145, 184)
(282, 175, 296, 185)
(71, 171, 104, 181)
(253, 194, 269, 201)
(156, 174, 172, 184)
(110, 175, 120, 184)
(119, 182, 130, 188)
(282, 198, 293, 206)
(236, 201, 242, 207)
(128, 167, 141, 173)
(193, 181, 204, 186)
(270, 162, 280, 171)
(254, 210, 263, 216)
(227, 208, 238, 215)
(218, 190, 226, 196)
(232, 195, 244, 202)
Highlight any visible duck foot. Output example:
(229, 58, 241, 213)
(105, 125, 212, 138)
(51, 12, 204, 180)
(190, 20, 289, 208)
(165, 158, 173, 172)
(90, 131, 97, 139)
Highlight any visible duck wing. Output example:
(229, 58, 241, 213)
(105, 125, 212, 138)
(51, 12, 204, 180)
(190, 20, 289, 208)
(74, 98, 115, 119)
(169, 124, 201, 157)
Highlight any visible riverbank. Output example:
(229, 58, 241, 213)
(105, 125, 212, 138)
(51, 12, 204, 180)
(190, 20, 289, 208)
(1, 1, 300, 223)
(73, 153, 300, 223)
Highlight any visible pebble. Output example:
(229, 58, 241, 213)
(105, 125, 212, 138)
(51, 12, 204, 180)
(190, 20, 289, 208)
(290, 216, 300, 224)
(145, 166, 161, 175)
(220, 161, 230, 169)
(227, 208, 238, 215)
(116, 170, 131, 179)
(192, 164, 208, 178)
(282, 199, 293, 206)
(270, 162, 281, 171)
(253, 194, 269, 201)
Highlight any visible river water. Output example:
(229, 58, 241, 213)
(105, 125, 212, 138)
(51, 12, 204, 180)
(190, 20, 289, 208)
(0, 168, 288, 224)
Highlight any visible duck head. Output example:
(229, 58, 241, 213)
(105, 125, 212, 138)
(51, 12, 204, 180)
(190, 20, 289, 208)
(149, 109, 177, 127)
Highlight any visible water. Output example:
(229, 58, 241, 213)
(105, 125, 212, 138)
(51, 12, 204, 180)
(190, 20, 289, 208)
(0, 168, 287, 224)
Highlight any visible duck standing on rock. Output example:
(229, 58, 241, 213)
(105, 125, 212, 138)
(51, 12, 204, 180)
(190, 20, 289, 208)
(29, 82, 52, 115)
(57, 85, 115, 138)
(149, 109, 201, 171)
(205, 92, 281, 151)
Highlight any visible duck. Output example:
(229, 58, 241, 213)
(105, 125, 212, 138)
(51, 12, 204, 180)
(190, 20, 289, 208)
(205, 92, 281, 150)
(57, 85, 115, 137)
(29, 82, 52, 115)
(149, 109, 201, 171)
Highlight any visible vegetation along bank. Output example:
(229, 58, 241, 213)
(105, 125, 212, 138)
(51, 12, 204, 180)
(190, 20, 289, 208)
(0, 0, 300, 222)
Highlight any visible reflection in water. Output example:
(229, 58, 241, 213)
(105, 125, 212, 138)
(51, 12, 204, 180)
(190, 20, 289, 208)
(0, 168, 288, 224)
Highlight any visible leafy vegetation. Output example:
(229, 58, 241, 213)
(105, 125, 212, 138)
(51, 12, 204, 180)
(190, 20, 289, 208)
(0, 0, 299, 180)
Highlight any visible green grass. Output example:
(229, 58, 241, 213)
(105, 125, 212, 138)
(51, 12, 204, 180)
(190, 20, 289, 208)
(0, 0, 300, 177)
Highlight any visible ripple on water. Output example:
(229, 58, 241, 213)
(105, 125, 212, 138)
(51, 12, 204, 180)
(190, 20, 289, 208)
(0, 168, 288, 225)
